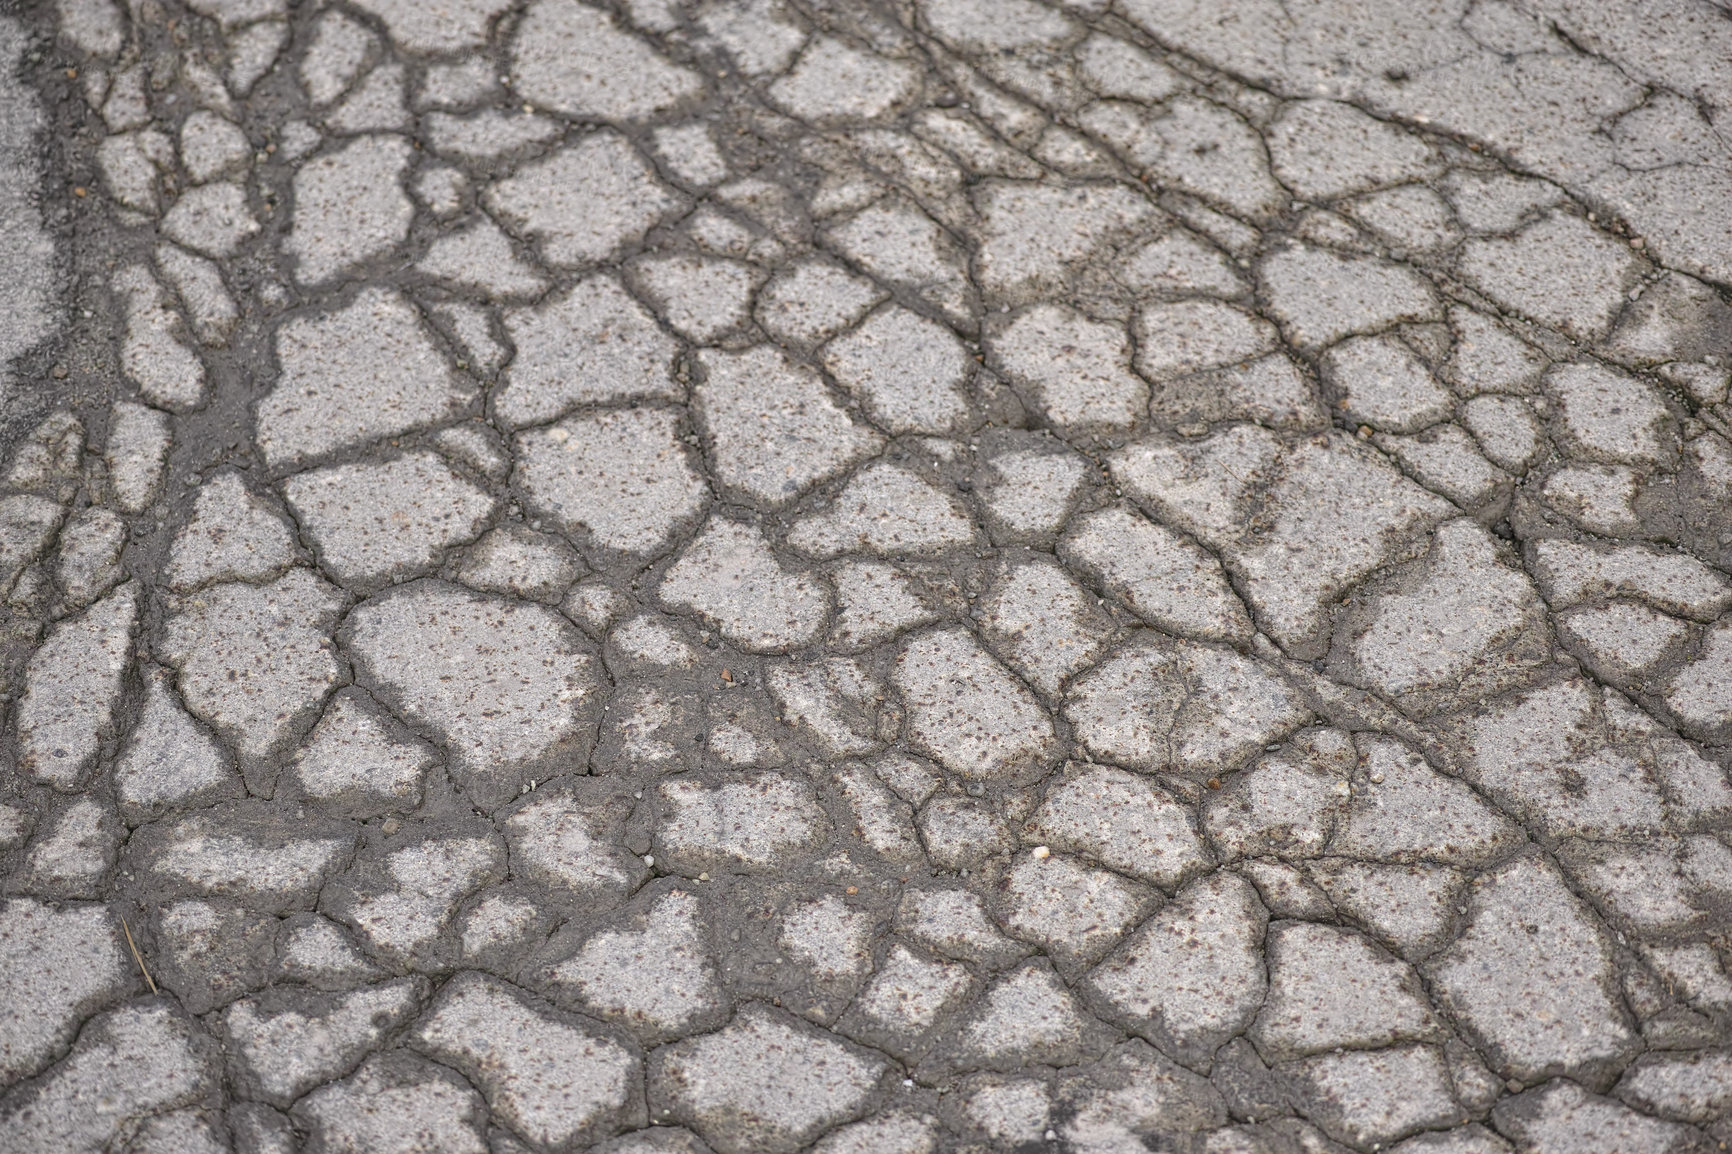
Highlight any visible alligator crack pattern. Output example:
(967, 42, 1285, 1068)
(3, 0, 1732, 1151)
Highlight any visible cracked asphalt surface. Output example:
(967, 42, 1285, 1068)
(2, 0, 1732, 1150)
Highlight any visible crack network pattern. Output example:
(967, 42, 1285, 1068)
(3, 0, 1732, 1151)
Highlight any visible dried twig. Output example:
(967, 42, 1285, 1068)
(120, 916, 157, 995)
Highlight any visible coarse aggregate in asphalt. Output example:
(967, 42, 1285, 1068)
(2, 0, 1732, 1150)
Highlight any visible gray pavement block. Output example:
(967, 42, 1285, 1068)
(660, 518, 829, 652)
(163, 569, 345, 774)
(116, 667, 240, 823)
(347, 581, 602, 805)
(293, 1050, 490, 1154)
(1060, 504, 1250, 641)
(0, 899, 131, 1084)
(226, 978, 423, 1105)
(497, 275, 681, 428)
(413, 972, 644, 1148)
(544, 885, 729, 1045)
(113, 264, 206, 411)
(895, 627, 1056, 779)
(696, 345, 882, 506)
(486, 132, 679, 269)
(17, 581, 136, 786)
(1030, 763, 1211, 889)
(516, 408, 707, 557)
(650, 1005, 886, 1154)
(790, 462, 978, 558)
(152, 898, 276, 1014)
(260, 287, 478, 468)
(0, 1004, 220, 1154)
(1082, 871, 1267, 1064)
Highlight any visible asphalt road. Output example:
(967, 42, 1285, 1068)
(2, 1, 1731, 1151)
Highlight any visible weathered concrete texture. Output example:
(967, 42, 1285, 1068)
(6, 0, 1732, 1149)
